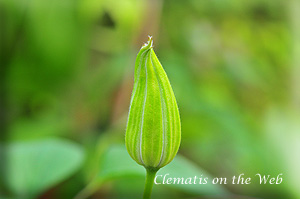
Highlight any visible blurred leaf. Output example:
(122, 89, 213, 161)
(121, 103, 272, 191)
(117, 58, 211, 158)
(77, 144, 228, 198)
(97, 144, 145, 180)
(265, 106, 300, 198)
(4, 138, 84, 198)
(159, 155, 228, 195)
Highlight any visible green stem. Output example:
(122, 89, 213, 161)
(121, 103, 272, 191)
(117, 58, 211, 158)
(143, 168, 158, 199)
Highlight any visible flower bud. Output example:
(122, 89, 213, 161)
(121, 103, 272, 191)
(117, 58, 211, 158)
(125, 36, 181, 169)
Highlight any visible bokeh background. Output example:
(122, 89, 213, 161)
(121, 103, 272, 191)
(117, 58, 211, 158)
(1, 0, 300, 198)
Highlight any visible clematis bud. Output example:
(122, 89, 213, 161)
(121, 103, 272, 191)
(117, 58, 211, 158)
(125, 36, 181, 170)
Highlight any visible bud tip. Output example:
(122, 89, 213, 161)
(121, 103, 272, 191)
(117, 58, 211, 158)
(142, 35, 153, 49)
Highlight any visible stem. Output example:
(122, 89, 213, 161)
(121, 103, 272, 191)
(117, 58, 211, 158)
(74, 179, 103, 199)
(143, 168, 158, 199)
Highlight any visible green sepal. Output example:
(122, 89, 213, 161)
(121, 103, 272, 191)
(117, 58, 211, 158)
(125, 36, 181, 169)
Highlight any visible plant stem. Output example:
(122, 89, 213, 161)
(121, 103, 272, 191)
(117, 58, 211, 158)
(143, 168, 158, 199)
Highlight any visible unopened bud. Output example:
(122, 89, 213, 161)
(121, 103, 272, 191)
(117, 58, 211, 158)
(125, 36, 181, 169)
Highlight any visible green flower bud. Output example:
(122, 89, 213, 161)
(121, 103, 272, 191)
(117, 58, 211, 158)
(125, 36, 181, 170)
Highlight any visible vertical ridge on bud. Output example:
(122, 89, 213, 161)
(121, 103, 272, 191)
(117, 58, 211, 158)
(125, 36, 181, 170)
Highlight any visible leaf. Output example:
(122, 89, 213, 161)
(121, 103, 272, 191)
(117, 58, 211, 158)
(4, 138, 84, 198)
(158, 155, 228, 195)
(95, 144, 228, 196)
(97, 144, 145, 180)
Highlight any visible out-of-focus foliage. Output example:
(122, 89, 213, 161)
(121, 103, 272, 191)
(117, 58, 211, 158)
(0, 0, 299, 198)
(4, 139, 84, 198)
(75, 144, 227, 199)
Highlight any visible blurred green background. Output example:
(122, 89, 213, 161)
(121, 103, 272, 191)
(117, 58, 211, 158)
(1, 0, 300, 198)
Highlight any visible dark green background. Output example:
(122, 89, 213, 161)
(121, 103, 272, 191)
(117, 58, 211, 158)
(1, 0, 299, 198)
